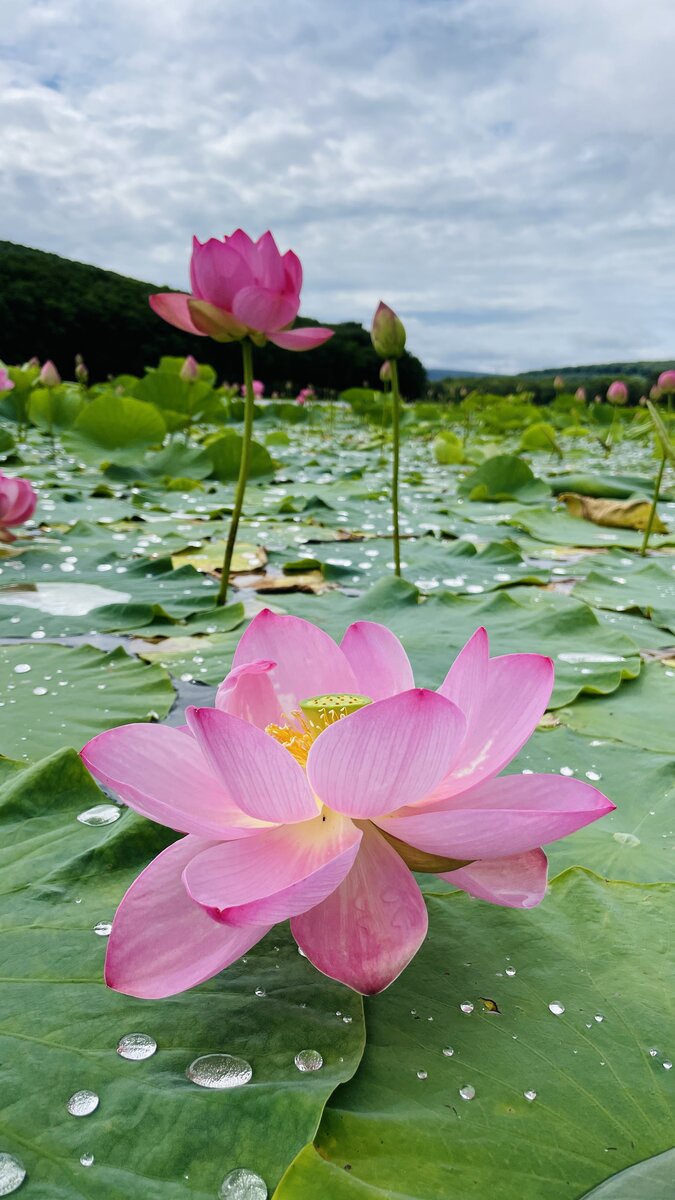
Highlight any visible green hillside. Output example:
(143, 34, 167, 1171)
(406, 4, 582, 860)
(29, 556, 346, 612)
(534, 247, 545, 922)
(0, 241, 426, 395)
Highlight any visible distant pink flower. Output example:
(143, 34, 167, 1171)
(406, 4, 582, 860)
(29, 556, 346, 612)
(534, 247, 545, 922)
(574, 386, 586, 401)
(179, 355, 200, 382)
(241, 379, 264, 398)
(150, 230, 334, 351)
(0, 368, 14, 392)
(0, 471, 37, 542)
(81, 614, 614, 1000)
(39, 360, 61, 387)
(606, 380, 628, 404)
(657, 370, 675, 393)
(296, 386, 314, 405)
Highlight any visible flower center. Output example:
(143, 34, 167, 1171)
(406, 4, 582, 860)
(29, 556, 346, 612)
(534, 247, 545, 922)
(266, 693, 371, 768)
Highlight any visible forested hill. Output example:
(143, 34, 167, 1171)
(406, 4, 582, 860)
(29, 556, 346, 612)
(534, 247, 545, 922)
(0, 241, 427, 395)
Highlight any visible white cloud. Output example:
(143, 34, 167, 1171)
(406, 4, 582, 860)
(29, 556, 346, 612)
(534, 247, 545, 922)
(0, 0, 674, 370)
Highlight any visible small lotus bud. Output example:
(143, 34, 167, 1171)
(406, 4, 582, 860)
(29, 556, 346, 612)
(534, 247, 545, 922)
(657, 369, 675, 393)
(380, 360, 392, 382)
(75, 356, 89, 384)
(180, 354, 200, 382)
(606, 380, 628, 404)
(650, 385, 662, 401)
(574, 386, 586, 401)
(553, 375, 565, 391)
(39, 360, 61, 388)
(26, 356, 40, 369)
(371, 301, 406, 359)
(242, 380, 265, 398)
(639, 395, 649, 406)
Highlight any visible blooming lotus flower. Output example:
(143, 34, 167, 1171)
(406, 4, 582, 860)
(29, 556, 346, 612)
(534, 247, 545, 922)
(0, 368, 14, 392)
(150, 230, 333, 352)
(242, 379, 264, 398)
(39, 360, 61, 387)
(607, 380, 628, 404)
(0, 471, 37, 541)
(657, 370, 675, 393)
(81, 613, 614, 1000)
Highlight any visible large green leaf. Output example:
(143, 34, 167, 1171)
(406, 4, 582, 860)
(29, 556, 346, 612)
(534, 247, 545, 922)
(66, 396, 167, 463)
(573, 557, 675, 635)
(558, 663, 675, 753)
(275, 872, 675, 1200)
(205, 433, 275, 481)
(0, 750, 365, 1198)
(458, 455, 550, 502)
(0, 643, 175, 760)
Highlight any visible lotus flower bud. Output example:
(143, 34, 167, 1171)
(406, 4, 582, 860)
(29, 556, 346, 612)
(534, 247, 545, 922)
(379, 360, 392, 382)
(371, 302, 406, 359)
(574, 386, 586, 401)
(0, 368, 14, 392)
(606, 380, 628, 405)
(553, 375, 565, 391)
(39, 360, 61, 388)
(657, 370, 675, 393)
(179, 355, 200, 382)
(242, 380, 265, 398)
(74, 355, 89, 384)
(650, 385, 662, 401)
(26, 357, 40, 369)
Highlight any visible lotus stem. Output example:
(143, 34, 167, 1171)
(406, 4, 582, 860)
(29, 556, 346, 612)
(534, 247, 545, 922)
(217, 338, 254, 605)
(389, 357, 402, 577)
(639, 452, 666, 557)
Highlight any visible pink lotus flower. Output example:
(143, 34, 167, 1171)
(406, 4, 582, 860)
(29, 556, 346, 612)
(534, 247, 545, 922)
(242, 379, 264, 398)
(296, 386, 314, 405)
(81, 614, 614, 1000)
(150, 230, 334, 352)
(606, 380, 628, 404)
(0, 471, 37, 541)
(179, 355, 200, 382)
(657, 370, 675, 392)
(574, 386, 586, 402)
(0, 368, 14, 392)
(39, 360, 61, 387)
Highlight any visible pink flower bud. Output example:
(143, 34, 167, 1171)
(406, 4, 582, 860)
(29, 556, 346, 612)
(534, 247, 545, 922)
(553, 375, 565, 390)
(650, 385, 662, 401)
(606, 380, 628, 405)
(39, 360, 61, 388)
(379, 360, 392, 382)
(180, 355, 200, 382)
(574, 386, 586, 401)
(0, 368, 14, 392)
(371, 301, 406, 359)
(657, 370, 675, 393)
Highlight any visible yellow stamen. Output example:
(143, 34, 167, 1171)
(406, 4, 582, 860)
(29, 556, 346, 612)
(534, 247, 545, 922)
(266, 693, 372, 765)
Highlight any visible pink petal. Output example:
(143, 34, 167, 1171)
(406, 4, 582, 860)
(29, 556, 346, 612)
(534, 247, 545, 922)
(282, 249, 303, 294)
(232, 285, 299, 334)
(230, 609, 359, 723)
(182, 811, 361, 926)
(149, 293, 205, 336)
(268, 326, 334, 351)
(437, 627, 489, 723)
(431, 652, 554, 801)
(226, 228, 259, 274)
(291, 824, 427, 994)
(439, 848, 548, 908)
(81, 724, 265, 839)
(253, 231, 286, 291)
(306, 689, 466, 819)
(340, 621, 414, 700)
(105, 835, 269, 999)
(215, 659, 280, 728)
(376, 773, 614, 860)
(186, 706, 318, 823)
(189, 236, 253, 309)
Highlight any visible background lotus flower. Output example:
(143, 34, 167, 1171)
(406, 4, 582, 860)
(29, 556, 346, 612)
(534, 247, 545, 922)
(574, 386, 586, 401)
(0, 470, 37, 541)
(657, 370, 675, 392)
(150, 230, 333, 351)
(81, 613, 614, 1001)
(607, 380, 628, 404)
(0, 367, 14, 392)
(370, 302, 407, 577)
(553, 374, 565, 390)
(179, 354, 200, 382)
(241, 379, 264, 398)
(38, 360, 61, 387)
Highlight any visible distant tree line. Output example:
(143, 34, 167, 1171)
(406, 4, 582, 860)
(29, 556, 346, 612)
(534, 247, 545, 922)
(0, 242, 427, 396)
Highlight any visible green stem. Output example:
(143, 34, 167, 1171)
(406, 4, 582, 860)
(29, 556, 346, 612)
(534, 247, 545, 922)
(389, 358, 402, 577)
(217, 339, 254, 605)
(639, 453, 666, 557)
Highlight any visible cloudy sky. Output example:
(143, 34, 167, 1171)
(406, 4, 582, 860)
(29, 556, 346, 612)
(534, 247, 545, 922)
(1, 0, 674, 372)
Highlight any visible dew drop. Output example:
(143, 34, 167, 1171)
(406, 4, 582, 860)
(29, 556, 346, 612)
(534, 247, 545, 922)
(663, 1061, 673, 1070)
(548, 1002, 565, 1016)
(586, 771, 602, 781)
(459, 1084, 475, 1101)
(559, 766, 574, 777)
(77, 804, 121, 826)
(186, 1054, 252, 1089)
(93, 921, 112, 937)
(219, 1167, 267, 1199)
(523, 1090, 537, 1102)
(67, 1090, 99, 1116)
(442, 1047, 454, 1057)
(0, 1154, 26, 1196)
(294, 1049, 323, 1072)
(505, 967, 516, 977)
(116, 1033, 157, 1061)
(460, 1002, 474, 1014)
(32, 687, 48, 696)
(612, 832, 640, 847)
(254, 987, 266, 998)
(594, 1014, 604, 1023)
(79, 1153, 94, 1168)
(648, 1047, 660, 1058)
(13, 664, 30, 674)
(416, 1070, 427, 1080)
